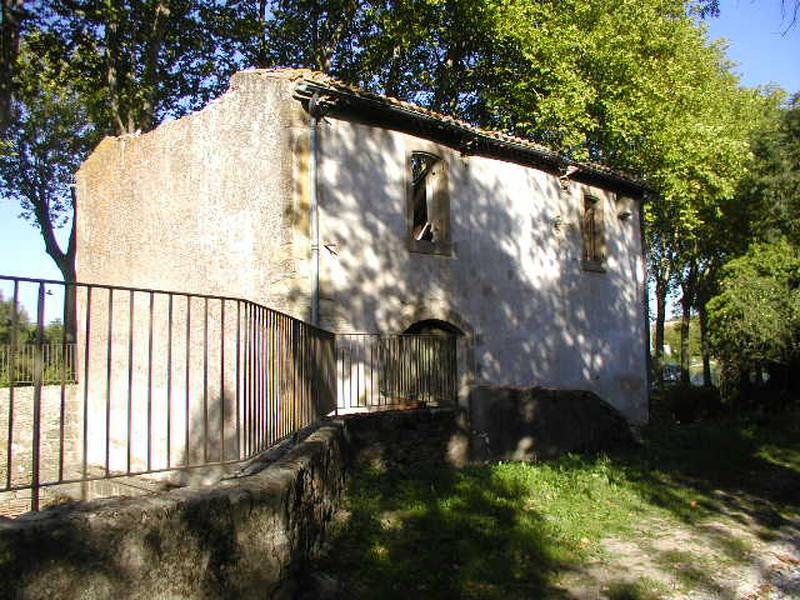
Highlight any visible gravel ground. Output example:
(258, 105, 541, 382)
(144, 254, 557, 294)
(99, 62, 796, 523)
(560, 506, 800, 599)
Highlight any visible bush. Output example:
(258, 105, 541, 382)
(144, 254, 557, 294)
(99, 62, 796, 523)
(654, 385, 723, 424)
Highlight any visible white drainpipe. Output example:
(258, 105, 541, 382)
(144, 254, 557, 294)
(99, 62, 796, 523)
(309, 93, 321, 326)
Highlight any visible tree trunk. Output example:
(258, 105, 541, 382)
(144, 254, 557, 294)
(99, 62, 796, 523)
(698, 303, 712, 386)
(678, 262, 698, 386)
(32, 188, 77, 341)
(60, 265, 77, 343)
(256, 0, 269, 67)
(680, 293, 691, 386)
(654, 275, 668, 386)
(384, 46, 403, 98)
(140, 0, 170, 133)
(105, 11, 128, 135)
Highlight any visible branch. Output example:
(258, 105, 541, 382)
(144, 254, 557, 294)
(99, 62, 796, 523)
(0, 0, 25, 133)
(141, 0, 170, 132)
(105, 15, 127, 135)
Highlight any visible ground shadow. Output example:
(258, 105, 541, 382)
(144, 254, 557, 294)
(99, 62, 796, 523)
(610, 412, 800, 534)
(301, 411, 800, 599)
(301, 461, 573, 599)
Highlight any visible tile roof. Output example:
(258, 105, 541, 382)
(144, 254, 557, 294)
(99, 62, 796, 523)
(260, 68, 646, 194)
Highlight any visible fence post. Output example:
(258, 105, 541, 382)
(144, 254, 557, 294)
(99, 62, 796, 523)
(30, 282, 45, 512)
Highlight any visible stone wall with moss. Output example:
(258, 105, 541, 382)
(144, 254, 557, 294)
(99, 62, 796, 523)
(0, 408, 465, 599)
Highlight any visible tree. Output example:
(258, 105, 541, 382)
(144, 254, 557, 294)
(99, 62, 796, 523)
(0, 0, 25, 133)
(739, 94, 800, 245)
(0, 43, 96, 285)
(708, 239, 800, 382)
(0, 42, 99, 338)
(703, 95, 800, 397)
(30, 0, 239, 136)
(0, 289, 32, 344)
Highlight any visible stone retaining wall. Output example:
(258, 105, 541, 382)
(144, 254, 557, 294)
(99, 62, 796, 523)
(469, 385, 635, 461)
(0, 408, 463, 599)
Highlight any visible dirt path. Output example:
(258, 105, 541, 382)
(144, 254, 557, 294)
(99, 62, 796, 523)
(558, 499, 800, 599)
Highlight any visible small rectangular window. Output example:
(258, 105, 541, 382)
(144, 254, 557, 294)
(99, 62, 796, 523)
(407, 151, 451, 255)
(582, 194, 605, 271)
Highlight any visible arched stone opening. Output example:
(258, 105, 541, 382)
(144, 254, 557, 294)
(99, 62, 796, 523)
(403, 318, 464, 337)
(399, 316, 474, 409)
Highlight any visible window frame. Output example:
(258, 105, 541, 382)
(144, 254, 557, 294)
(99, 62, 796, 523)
(406, 149, 452, 256)
(581, 193, 606, 272)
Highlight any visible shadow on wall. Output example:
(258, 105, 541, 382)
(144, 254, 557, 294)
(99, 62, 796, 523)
(287, 114, 646, 422)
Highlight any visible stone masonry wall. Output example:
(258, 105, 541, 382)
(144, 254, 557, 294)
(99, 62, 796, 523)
(0, 408, 463, 599)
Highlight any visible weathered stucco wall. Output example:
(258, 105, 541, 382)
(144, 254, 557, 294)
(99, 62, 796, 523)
(74, 70, 648, 425)
(75, 70, 312, 318)
(74, 71, 321, 472)
(317, 118, 648, 423)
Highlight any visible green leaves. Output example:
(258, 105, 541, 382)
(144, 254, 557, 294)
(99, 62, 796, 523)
(708, 239, 800, 365)
(31, 0, 240, 137)
(0, 39, 98, 228)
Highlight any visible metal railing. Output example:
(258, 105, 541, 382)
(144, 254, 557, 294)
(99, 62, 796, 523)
(0, 275, 335, 513)
(336, 333, 457, 411)
(0, 344, 77, 385)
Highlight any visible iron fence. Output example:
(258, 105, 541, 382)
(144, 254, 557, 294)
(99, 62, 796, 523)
(336, 333, 457, 411)
(0, 275, 335, 513)
(0, 275, 459, 515)
(0, 344, 77, 385)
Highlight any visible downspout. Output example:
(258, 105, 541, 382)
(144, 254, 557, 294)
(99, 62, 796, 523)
(308, 93, 322, 326)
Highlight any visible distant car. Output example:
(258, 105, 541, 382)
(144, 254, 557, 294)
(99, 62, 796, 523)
(663, 364, 681, 382)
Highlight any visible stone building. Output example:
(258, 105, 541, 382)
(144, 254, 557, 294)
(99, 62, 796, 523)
(76, 68, 649, 426)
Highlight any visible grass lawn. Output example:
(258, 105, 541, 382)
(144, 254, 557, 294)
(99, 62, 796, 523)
(306, 411, 800, 599)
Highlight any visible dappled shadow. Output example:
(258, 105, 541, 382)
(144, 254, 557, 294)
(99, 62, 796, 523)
(612, 415, 799, 527)
(304, 412, 800, 599)
(302, 461, 573, 599)
(284, 100, 649, 423)
(596, 412, 800, 580)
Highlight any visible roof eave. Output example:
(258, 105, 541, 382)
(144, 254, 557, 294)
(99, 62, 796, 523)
(294, 80, 648, 197)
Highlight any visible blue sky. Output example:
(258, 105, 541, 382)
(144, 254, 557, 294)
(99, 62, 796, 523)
(1, 1, 798, 311)
(706, 0, 799, 91)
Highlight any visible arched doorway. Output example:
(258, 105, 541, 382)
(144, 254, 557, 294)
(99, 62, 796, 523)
(400, 316, 473, 408)
(368, 319, 462, 407)
(403, 318, 464, 337)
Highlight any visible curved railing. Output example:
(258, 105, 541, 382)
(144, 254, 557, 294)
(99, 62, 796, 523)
(0, 275, 335, 514)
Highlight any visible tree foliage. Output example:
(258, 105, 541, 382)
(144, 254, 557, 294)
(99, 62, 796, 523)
(31, 0, 239, 136)
(708, 239, 800, 366)
(705, 96, 800, 387)
(0, 290, 31, 344)
(739, 94, 800, 244)
(0, 0, 26, 133)
(0, 40, 99, 282)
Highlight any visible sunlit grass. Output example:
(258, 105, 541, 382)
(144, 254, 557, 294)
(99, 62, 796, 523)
(604, 577, 670, 600)
(314, 410, 799, 597)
